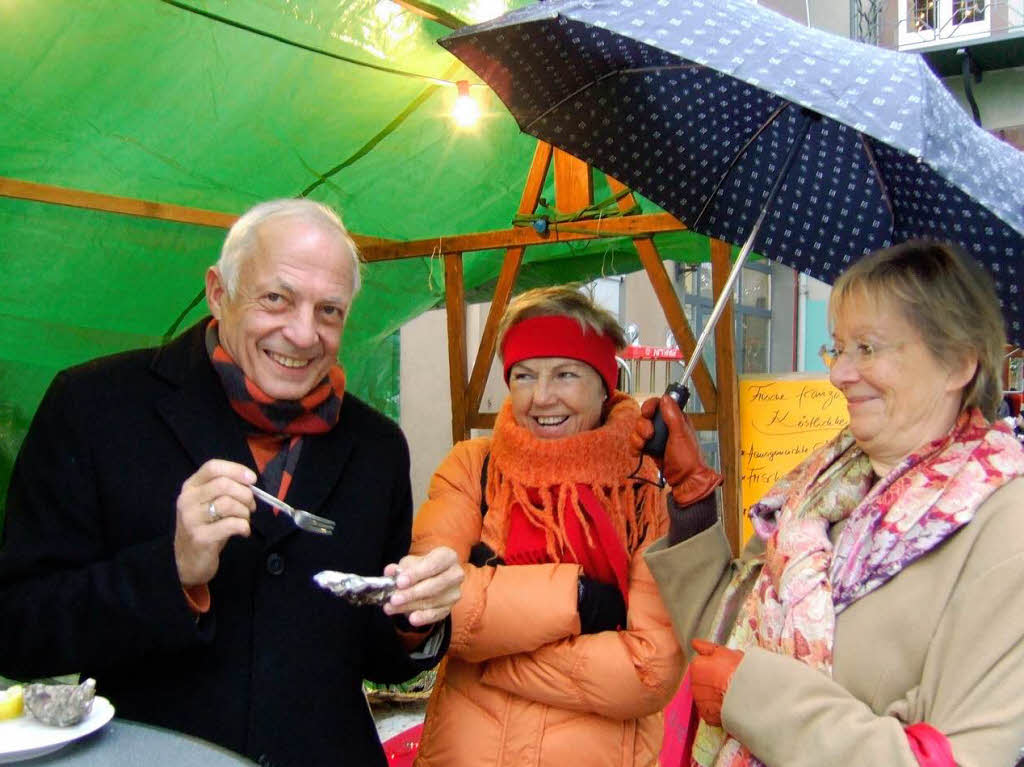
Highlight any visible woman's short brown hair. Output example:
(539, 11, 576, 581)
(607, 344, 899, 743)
(497, 284, 627, 354)
(830, 240, 1005, 420)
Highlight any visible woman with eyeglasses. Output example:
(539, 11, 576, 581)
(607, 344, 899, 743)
(634, 241, 1024, 767)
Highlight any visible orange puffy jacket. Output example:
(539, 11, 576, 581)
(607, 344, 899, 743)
(411, 436, 683, 767)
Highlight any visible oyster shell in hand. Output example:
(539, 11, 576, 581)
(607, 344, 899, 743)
(313, 570, 397, 606)
(24, 678, 96, 726)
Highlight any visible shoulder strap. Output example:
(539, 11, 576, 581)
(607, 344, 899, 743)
(480, 453, 490, 518)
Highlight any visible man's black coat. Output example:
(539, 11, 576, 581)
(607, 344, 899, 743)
(0, 320, 440, 766)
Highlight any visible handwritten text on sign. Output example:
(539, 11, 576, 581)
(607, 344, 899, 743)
(738, 376, 849, 543)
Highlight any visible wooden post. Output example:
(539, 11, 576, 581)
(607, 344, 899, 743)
(634, 241, 718, 413)
(444, 253, 468, 444)
(463, 143, 553, 429)
(604, 176, 718, 411)
(710, 239, 741, 556)
(552, 148, 593, 213)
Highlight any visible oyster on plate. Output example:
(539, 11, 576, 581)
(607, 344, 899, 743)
(24, 678, 96, 726)
(313, 570, 397, 606)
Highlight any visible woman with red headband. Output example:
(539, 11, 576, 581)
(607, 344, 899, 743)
(408, 285, 685, 766)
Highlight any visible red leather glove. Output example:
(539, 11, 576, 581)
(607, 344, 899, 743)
(630, 394, 722, 506)
(690, 639, 744, 727)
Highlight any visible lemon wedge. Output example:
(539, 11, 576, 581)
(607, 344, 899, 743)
(0, 686, 24, 721)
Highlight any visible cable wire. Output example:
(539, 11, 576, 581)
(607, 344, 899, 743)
(157, 0, 465, 87)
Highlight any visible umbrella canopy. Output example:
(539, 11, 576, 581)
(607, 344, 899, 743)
(441, 0, 1024, 344)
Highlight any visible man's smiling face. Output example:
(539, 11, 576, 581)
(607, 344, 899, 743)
(206, 215, 355, 400)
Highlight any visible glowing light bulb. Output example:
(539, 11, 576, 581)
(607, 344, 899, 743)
(468, 0, 509, 22)
(375, 0, 400, 21)
(452, 81, 480, 129)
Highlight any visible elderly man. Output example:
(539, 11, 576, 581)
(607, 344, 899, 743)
(0, 199, 462, 767)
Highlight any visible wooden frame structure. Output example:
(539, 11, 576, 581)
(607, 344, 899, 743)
(0, 144, 746, 553)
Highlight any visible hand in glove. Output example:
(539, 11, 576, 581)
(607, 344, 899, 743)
(630, 394, 722, 506)
(577, 576, 627, 634)
(690, 639, 744, 727)
(468, 541, 505, 567)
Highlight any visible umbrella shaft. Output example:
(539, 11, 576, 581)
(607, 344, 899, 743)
(680, 224, 756, 384)
(680, 109, 816, 386)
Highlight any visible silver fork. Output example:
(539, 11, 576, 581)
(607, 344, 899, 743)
(249, 485, 336, 536)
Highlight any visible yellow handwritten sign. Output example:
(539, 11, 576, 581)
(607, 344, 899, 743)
(738, 375, 849, 543)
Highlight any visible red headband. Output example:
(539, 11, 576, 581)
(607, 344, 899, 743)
(501, 315, 619, 394)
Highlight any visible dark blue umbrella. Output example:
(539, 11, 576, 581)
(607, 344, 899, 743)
(441, 0, 1024, 346)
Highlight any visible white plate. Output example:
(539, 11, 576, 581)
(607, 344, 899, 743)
(0, 696, 114, 763)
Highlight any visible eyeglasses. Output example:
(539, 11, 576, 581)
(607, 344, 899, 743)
(818, 340, 908, 370)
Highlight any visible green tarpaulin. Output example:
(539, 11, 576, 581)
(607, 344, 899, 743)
(0, 1, 718, 512)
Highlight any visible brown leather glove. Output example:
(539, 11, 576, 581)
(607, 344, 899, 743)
(630, 394, 722, 506)
(690, 639, 744, 727)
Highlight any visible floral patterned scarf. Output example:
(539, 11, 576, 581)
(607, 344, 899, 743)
(693, 408, 1024, 767)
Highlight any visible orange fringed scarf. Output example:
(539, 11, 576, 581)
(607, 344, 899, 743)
(487, 392, 664, 567)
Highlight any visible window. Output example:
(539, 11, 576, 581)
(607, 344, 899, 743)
(681, 263, 713, 300)
(740, 314, 770, 373)
(673, 261, 772, 472)
(952, 0, 986, 24)
(910, 0, 938, 31)
(674, 260, 772, 382)
(899, 0, 992, 49)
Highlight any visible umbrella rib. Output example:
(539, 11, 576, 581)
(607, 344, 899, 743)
(691, 101, 791, 231)
(680, 108, 816, 386)
(522, 65, 700, 133)
(857, 134, 895, 224)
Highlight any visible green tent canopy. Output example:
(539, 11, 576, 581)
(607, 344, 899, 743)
(0, 0, 720, 510)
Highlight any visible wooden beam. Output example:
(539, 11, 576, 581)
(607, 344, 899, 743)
(710, 239, 741, 556)
(553, 148, 593, 213)
(604, 176, 717, 412)
(633, 239, 717, 413)
(0, 176, 236, 229)
(463, 142, 553, 424)
(522, 141, 555, 202)
(360, 212, 686, 262)
(0, 176, 397, 250)
(392, 0, 463, 28)
(468, 412, 496, 431)
(464, 248, 523, 429)
(444, 253, 468, 444)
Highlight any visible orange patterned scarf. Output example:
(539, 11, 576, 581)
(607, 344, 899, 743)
(487, 393, 663, 572)
(205, 319, 345, 500)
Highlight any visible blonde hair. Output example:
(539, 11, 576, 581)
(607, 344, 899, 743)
(830, 240, 1005, 420)
(497, 285, 627, 355)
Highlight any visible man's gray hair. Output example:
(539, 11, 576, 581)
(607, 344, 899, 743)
(217, 199, 362, 298)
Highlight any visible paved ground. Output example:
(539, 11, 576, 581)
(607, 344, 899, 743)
(372, 700, 427, 743)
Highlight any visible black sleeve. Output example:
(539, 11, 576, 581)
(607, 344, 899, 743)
(0, 372, 204, 680)
(667, 492, 719, 546)
(362, 430, 449, 684)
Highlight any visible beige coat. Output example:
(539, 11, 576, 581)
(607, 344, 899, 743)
(645, 477, 1024, 767)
